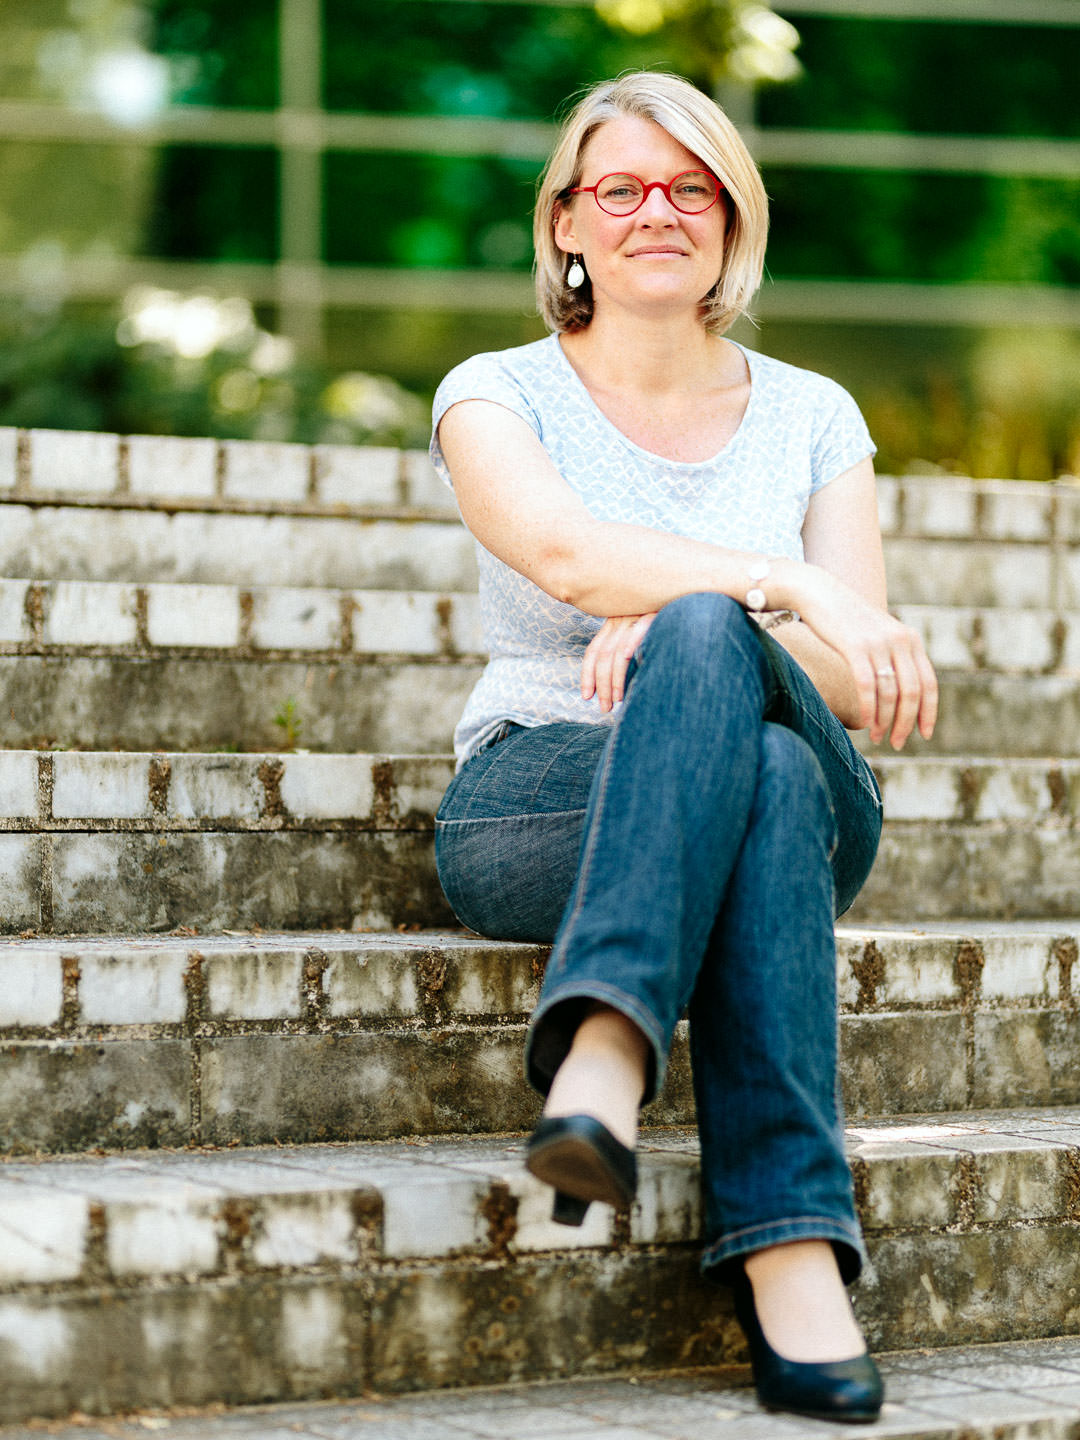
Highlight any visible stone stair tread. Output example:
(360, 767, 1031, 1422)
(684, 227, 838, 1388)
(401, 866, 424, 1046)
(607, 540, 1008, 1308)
(1, 921, 1078, 1026)
(4, 1337, 1080, 1440)
(5, 577, 1080, 670)
(0, 579, 482, 655)
(1, 749, 1079, 828)
(0, 1103, 1077, 1284)
(3, 428, 1078, 538)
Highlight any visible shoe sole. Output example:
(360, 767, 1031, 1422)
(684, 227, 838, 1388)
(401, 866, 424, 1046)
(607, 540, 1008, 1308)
(525, 1132, 634, 1210)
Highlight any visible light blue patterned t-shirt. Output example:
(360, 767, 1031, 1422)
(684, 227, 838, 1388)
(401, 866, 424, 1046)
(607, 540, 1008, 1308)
(431, 333, 874, 766)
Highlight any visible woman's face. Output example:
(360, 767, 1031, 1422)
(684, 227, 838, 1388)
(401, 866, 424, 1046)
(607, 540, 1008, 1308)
(554, 114, 727, 323)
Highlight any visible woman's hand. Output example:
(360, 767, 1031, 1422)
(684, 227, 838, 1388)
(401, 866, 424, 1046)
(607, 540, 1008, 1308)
(581, 613, 657, 713)
(785, 563, 938, 750)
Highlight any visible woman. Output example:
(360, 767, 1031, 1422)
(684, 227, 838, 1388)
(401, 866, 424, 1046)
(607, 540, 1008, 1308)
(430, 71, 937, 1424)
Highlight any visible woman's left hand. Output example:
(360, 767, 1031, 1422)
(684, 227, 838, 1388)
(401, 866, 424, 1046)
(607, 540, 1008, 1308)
(581, 613, 657, 712)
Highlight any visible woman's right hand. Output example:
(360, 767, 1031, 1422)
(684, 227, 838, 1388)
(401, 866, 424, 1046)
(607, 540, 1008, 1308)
(581, 613, 657, 713)
(783, 561, 938, 750)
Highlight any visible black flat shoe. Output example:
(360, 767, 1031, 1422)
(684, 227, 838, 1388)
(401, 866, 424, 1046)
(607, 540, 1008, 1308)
(525, 1114, 637, 1226)
(733, 1275, 884, 1424)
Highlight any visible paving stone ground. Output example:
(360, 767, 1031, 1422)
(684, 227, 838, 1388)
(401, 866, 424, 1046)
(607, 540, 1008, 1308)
(5, 1339, 1080, 1440)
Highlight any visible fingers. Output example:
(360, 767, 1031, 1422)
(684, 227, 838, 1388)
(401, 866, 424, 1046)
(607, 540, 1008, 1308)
(581, 614, 655, 712)
(870, 627, 938, 750)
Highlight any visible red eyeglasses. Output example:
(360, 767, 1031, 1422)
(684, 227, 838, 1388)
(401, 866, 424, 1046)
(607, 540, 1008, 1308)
(565, 170, 723, 216)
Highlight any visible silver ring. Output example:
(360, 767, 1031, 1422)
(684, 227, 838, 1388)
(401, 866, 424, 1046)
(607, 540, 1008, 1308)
(876, 666, 895, 677)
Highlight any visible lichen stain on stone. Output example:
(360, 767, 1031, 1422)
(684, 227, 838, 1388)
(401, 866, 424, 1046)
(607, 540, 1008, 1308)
(919, 1270, 951, 1331)
(850, 1157, 872, 1220)
(257, 758, 286, 823)
(148, 756, 172, 815)
(22, 582, 45, 642)
(957, 766, 984, 823)
(417, 949, 447, 1004)
(1049, 616, 1068, 673)
(220, 1198, 253, 1263)
(435, 597, 454, 654)
(1062, 1149, 1080, 1218)
(949, 1153, 982, 1229)
(371, 759, 396, 827)
(954, 941, 985, 1006)
(851, 941, 886, 1010)
(1048, 765, 1067, 816)
(1054, 936, 1078, 1004)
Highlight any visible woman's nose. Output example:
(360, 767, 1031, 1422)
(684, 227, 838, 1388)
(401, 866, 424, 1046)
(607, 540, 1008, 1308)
(636, 185, 677, 222)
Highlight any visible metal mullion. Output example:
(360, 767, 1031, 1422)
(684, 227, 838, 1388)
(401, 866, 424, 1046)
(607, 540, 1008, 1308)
(277, 0, 325, 355)
(773, 0, 1080, 25)
(5, 253, 1076, 327)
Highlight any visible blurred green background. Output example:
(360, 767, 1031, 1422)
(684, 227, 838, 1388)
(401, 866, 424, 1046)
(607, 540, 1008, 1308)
(0, 0, 1078, 476)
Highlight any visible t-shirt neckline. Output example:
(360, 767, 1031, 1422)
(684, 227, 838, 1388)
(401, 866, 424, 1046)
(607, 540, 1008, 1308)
(549, 333, 756, 468)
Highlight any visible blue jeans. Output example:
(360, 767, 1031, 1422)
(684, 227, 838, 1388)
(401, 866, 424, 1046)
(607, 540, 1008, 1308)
(435, 593, 882, 1282)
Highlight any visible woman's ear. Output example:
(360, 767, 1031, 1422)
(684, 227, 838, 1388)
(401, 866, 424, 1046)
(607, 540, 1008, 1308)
(553, 202, 579, 255)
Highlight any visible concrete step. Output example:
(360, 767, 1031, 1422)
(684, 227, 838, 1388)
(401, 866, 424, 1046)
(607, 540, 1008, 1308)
(1, 923, 1077, 1153)
(4, 427, 1078, 541)
(0, 579, 483, 657)
(0, 750, 455, 936)
(4, 1340, 1080, 1440)
(7, 578, 1080, 675)
(2, 1107, 1080, 1420)
(1, 750, 1079, 933)
(0, 429, 458, 516)
(0, 503, 477, 589)
(0, 653, 480, 755)
(0, 656, 1076, 757)
(2, 501, 1076, 609)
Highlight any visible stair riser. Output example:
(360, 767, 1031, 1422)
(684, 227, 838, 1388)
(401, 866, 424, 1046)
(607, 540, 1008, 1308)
(0, 1220, 1078, 1421)
(853, 829, 1080, 922)
(3, 1014, 1077, 1153)
(0, 832, 453, 936)
(4, 659, 1080, 756)
(0, 509, 478, 591)
(0, 656, 480, 754)
(3, 510, 1078, 609)
(3, 826, 1077, 933)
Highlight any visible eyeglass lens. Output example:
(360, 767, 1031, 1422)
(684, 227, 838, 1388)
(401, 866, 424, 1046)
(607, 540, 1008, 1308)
(595, 171, 718, 215)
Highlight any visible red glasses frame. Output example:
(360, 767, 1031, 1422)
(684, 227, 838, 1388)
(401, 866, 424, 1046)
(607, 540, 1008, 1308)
(565, 170, 723, 216)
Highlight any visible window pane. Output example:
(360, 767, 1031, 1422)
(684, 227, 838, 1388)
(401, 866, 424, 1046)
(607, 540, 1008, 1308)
(325, 152, 539, 269)
(151, 0, 279, 109)
(759, 18, 1080, 139)
(144, 146, 279, 262)
(325, 0, 659, 119)
(765, 170, 1080, 287)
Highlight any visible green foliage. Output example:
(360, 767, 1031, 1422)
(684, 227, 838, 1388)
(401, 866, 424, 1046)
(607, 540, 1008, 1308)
(272, 697, 303, 752)
(0, 299, 429, 447)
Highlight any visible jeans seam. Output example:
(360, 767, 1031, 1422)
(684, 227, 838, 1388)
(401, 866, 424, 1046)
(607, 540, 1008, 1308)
(436, 809, 587, 826)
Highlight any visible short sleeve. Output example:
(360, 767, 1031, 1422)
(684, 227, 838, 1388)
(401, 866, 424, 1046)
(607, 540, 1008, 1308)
(429, 351, 543, 491)
(808, 380, 876, 495)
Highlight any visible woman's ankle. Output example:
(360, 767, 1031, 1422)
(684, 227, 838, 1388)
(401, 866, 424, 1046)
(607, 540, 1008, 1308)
(743, 1240, 867, 1364)
(542, 1006, 648, 1148)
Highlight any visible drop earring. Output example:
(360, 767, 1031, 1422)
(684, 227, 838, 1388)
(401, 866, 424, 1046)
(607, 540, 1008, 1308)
(566, 255, 586, 289)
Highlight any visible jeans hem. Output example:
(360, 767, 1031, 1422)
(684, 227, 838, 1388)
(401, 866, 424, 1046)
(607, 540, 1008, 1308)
(700, 1217, 867, 1287)
(525, 980, 668, 1101)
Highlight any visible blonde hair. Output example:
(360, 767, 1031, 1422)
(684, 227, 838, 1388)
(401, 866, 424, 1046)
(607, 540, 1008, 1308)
(534, 72, 768, 335)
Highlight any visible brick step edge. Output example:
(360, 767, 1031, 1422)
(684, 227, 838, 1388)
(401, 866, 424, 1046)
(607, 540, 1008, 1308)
(1, 924, 1077, 1032)
(5, 578, 1080, 670)
(2, 751, 1080, 830)
(1, 926, 1078, 1153)
(3, 427, 1079, 538)
(3, 1110, 1080, 1419)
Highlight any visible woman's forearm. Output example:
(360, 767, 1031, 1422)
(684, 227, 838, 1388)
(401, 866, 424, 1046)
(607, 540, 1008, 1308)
(549, 516, 793, 617)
